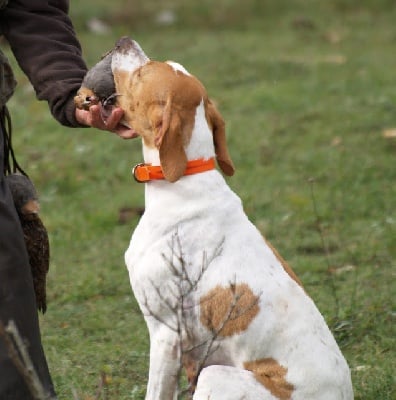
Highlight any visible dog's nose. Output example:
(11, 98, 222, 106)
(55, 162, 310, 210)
(115, 36, 134, 52)
(114, 36, 149, 66)
(112, 37, 149, 76)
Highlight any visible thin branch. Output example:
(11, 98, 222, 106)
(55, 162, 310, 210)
(94, 371, 109, 400)
(142, 230, 262, 398)
(308, 178, 340, 317)
(150, 278, 178, 314)
(141, 291, 178, 332)
(0, 320, 53, 400)
(71, 387, 80, 400)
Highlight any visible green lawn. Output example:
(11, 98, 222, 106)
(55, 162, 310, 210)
(4, 0, 395, 398)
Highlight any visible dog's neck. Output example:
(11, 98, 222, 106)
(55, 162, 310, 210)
(143, 165, 235, 217)
(140, 101, 233, 211)
(143, 100, 216, 166)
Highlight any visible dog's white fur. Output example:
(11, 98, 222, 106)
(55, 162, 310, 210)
(112, 38, 353, 400)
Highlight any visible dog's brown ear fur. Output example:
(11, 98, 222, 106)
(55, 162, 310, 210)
(155, 95, 188, 182)
(207, 99, 235, 176)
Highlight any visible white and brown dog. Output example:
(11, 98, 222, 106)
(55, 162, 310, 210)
(111, 37, 353, 400)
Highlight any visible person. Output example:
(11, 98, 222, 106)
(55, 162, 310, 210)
(0, 1, 135, 398)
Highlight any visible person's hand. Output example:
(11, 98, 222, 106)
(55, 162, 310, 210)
(75, 105, 138, 139)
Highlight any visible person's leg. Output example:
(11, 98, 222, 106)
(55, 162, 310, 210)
(0, 132, 56, 399)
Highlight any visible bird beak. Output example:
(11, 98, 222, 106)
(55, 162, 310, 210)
(82, 95, 99, 110)
(22, 199, 40, 215)
(74, 91, 100, 110)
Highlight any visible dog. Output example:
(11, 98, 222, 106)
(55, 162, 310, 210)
(111, 37, 353, 400)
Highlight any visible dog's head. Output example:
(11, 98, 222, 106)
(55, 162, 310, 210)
(111, 37, 235, 182)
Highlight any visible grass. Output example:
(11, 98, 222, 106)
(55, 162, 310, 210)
(3, 0, 395, 398)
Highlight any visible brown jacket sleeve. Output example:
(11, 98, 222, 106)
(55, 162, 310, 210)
(0, 0, 88, 127)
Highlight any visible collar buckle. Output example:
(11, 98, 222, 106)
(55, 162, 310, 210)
(132, 163, 150, 183)
(131, 157, 216, 183)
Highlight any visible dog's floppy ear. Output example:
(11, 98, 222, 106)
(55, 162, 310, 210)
(207, 99, 235, 176)
(154, 95, 188, 182)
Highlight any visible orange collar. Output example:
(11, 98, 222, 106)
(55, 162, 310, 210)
(132, 157, 216, 183)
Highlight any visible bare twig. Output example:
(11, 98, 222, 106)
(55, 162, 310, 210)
(94, 371, 109, 400)
(71, 387, 80, 400)
(308, 178, 340, 317)
(0, 320, 53, 400)
(141, 229, 261, 398)
(141, 290, 178, 332)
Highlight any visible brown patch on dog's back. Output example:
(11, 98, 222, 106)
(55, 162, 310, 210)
(244, 358, 294, 400)
(200, 283, 259, 337)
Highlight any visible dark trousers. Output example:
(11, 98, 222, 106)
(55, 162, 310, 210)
(0, 121, 56, 398)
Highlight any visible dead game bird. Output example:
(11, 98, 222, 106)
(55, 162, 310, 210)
(74, 49, 117, 111)
(6, 173, 50, 314)
(74, 37, 149, 116)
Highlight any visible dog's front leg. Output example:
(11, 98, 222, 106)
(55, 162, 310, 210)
(145, 322, 181, 400)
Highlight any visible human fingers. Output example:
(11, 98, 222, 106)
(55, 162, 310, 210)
(75, 105, 106, 129)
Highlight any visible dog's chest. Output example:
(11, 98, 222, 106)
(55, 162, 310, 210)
(125, 196, 299, 332)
